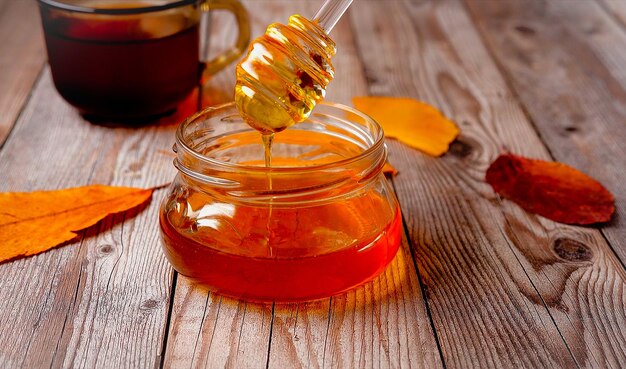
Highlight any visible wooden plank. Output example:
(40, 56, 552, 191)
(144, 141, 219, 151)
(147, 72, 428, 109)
(162, 2, 276, 368)
(468, 1, 626, 262)
(0, 0, 46, 146)
(269, 234, 443, 369)
(462, 3, 626, 366)
(352, 0, 626, 367)
(0, 70, 180, 368)
(559, 0, 626, 90)
(270, 3, 442, 368)
(597, 0, 626, 28)
(164, 280, 273, 369)
(163, 1, 443, 368)
(465, 0, 626, 264)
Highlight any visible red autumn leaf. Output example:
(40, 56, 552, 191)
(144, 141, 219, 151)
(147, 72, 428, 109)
(486, 154, 615, 225)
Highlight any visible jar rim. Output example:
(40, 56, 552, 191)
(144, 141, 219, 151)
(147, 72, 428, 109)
(175, 101, 385, 175)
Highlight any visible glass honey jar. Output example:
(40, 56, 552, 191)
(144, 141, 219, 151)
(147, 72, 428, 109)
(159, 102, 401, 302)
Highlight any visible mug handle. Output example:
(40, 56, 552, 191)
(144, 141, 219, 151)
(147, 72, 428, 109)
(200, 0, 250, 77)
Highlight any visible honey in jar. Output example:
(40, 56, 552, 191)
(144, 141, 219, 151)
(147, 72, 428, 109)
(159, 103, 401, 301)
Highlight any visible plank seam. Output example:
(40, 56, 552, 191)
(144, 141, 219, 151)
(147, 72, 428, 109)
(346, 2, 447, 366)
(196, 293, 213, 367)
(91, 213, 127, 368)
(264, 302, 275, 369)
(595, 0, 626, 34)
(56, 147, 106, 368)
(456, 0, 603, 365)
(460, 2, 556, 159)
(48, 238, 86, 369)
(0, 65, 46, 150)
(495, 216, 582, 368)
(599, 230, 626, 273)
(321, 298, 332, 369)
(32, 148, 106, 368)
(392, 180, 447, 369)
(21, 246, 66, 368)
(459, 0, 626, 272)
(158, 271, 178, 369)
(234, 303, 247, 363)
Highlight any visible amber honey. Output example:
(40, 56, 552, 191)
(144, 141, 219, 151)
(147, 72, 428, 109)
(159, 102, 400, 301)
(160, 194, 401, 301)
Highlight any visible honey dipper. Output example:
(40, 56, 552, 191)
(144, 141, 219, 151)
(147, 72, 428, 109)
(234, 0, 354, 134)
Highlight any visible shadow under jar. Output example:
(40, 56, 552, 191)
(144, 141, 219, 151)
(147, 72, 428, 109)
(159, 102, 402, 302)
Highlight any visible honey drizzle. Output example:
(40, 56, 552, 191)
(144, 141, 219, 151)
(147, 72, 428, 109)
(262, 133, 275, 257)
(262, 133, 274, 169)
(234, 14, 335, 134)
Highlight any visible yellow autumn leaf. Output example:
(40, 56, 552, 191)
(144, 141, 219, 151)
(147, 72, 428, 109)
(353, 96, 459, 156)
(0, 185, 156, 263)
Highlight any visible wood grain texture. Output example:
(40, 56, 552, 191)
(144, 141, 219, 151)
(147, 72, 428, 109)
(165, 280, 274, 369)
(268, 234, 442, 369)
(162, 1, 443, 368)
(270, 5, 441, 368)
(3, 0, 626, 368)
(0, 70, 179, 368)
(0, 0, 45, 146)
(162, 3, 276, 368)
(164, 1, 442, 368)
(597, 0, 626, 28)
(352, 0, 626, 367)
(464, 0, 626, 265)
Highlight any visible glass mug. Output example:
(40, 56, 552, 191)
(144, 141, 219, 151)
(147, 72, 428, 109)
(159, 102, 402, 301)
(37, 0, 250, 119)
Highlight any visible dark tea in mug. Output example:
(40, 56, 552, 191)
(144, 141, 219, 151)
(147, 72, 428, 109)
(39, 1, 201, 119)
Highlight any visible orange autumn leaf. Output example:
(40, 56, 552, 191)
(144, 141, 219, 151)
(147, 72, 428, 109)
(383, 162, 398, 176)
(486, 154, 615, 225)
(0, 185, 155, 263)
(353, 96, 459, 156)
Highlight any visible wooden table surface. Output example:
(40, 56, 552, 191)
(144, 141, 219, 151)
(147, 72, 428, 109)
(2, 0, 626, 368)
